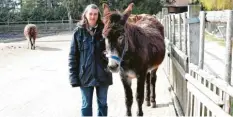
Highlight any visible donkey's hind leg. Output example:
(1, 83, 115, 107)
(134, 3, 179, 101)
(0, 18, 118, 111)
(150, 68, 158, 108)
(32, 38, 35, 50)
(29, 37, 33, 50)
(27, 37, 30, 49)
(145, 72, 151, 106)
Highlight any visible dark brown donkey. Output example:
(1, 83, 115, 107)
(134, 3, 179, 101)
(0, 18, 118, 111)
(24, 24, 37, 50)
(102, 3, 165, 116)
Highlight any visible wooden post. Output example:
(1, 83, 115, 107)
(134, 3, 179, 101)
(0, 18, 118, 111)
(168, 15, 172, 79)
(162, 8, 168, 19)
(224, 10, 233, 114)
(164, 16, 167, 38)
(162, 8, 168, 38)
(198, 11, 205, 69)
(178, 14, 182, 50)
(7, 20, 9, 32)
(172, 14, 176, 45)
(183, 13, 188, 56)
(169, 15, 172, 42)
(187, 5, 201, 66)
(68, 11, 73, 31)
(186, 5, 201, 116)
(167, 16, 169, 39)
(45, 20, 48, 31)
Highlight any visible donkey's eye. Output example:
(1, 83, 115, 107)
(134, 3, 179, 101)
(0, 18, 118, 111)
(118, 35, 124, 41)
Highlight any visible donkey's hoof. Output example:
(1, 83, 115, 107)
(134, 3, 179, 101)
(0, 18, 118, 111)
(151, 102, 156, 108)
(136, 111, 143, 116)
(125, 111, 132, 117)
(145, 101, 151, 106)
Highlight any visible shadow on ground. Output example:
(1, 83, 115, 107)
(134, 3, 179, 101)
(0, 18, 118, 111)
(156, 102, 173, 108)
(37, 40, 70, 43)
(36, 46, 61, 51)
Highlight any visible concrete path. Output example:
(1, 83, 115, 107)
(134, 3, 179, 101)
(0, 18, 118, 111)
(0, 33, 177, 117)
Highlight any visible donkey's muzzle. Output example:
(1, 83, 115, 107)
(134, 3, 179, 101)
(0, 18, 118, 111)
(107, 64, 119, 72)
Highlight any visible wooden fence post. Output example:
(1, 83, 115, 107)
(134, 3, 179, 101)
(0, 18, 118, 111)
(224, 10, 233, 114)
(68, 13, 73, 31)
(182, 13, 188, 56)
(186, 5, 201, 116)
(45, 20, 47, 31)
(172, 14, 176, 45)
(7, 20, 9, 32)
(187, 5, 201, 66)
(162, 8, 168, 38)
(178, 14, 182, 50)
(198, 11, 205, 69)
(162, 8, 168, 18)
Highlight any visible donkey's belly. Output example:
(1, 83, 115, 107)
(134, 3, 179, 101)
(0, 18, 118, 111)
(147, 64, 159, 72)
(125, 70, 137, 79)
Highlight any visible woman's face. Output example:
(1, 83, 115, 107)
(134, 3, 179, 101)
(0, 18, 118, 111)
(86, 8, 99, 27)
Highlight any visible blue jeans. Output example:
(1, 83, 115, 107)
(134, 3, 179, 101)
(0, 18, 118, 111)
(80, 86, 109, 116)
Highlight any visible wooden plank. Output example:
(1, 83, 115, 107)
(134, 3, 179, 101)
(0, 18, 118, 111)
(207, 109, 210, 117)
(185, 90, 190, 116)
(206, 11, 228, 23)
(172, 14, 176, 45)
(224, 10, 233, 113)
(169, 15, 172, 42)
(187, 5, 201, 65)
(169, 85, 185, 116)
(162, 67, 185, 116)
(178, 14, 182, 50)
(189, 63, 233, 97)
(182, 13, 188, 55)
(166, 16, 169, 39)
(198, 11, 205, 69)
(185, 74, 224, 106)
(170, 55, 186, 78)
(202, 104, 205, 116)
(171, 44, 188, 61)
(190, 93, 193, 116)
(187, 82, 231, 117)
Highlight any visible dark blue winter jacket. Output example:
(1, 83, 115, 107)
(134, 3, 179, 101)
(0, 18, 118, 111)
(68, 23, 112, 87)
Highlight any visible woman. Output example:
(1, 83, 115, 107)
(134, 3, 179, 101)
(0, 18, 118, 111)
(68, 4, 112, 116)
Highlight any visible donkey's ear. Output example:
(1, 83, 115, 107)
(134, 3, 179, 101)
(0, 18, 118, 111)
(123, 3, 134, 14)
(103, 3, 110, 16)
(122, 3, 134, 24)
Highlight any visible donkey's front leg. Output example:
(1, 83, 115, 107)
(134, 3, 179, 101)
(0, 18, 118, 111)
(120, 72, 133, 116)
(136, 72, 146, 116)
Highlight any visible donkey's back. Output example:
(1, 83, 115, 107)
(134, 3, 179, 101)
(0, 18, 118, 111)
(24, 24, 37, 50)
(132, 15, 165, 67)
(24, 24, 37, 38)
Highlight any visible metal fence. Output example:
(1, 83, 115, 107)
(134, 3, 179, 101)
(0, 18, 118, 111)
(0, 19, 79, 34)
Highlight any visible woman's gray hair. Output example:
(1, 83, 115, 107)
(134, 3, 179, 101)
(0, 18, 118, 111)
(79, 4, 103, 27)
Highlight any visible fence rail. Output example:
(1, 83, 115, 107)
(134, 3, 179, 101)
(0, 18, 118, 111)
(0, 19, 80, 33)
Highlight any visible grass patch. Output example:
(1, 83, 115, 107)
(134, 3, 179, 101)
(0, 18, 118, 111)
(205, 32, 226, 47)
